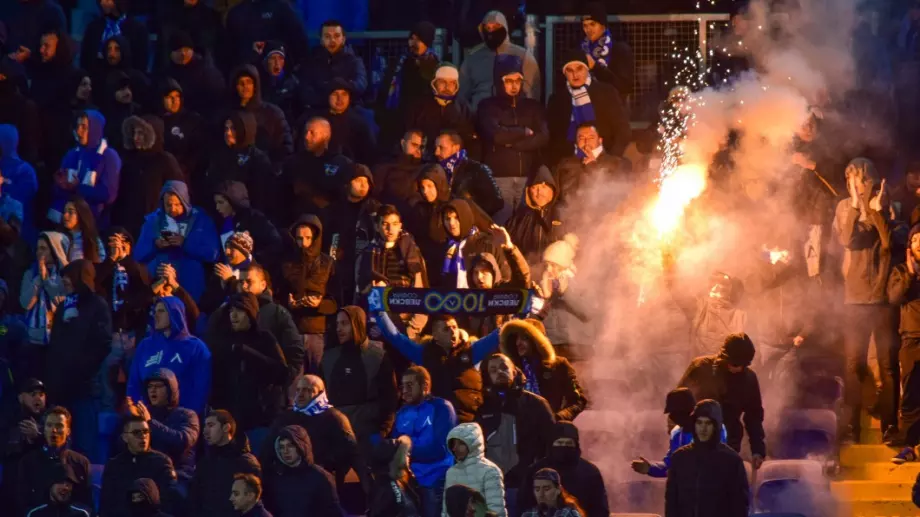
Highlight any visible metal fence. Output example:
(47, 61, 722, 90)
(544, 14, 731, 123)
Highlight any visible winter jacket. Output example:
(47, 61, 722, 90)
(450, 158, 504, 217)
(155, 1, 224, 69)
(241, 502, 273, 517)
(260, 59, 305, 126)
(44, 260, 112, 405)
(464, 250, 531, 337)
(391, 396, 457, 487)
(188, 436, 262, 517)
(477, 55, 549, 180)
(0, 125, 38, 238)
(833, 194, 892, 305)
(677, 355, 766, 458)
(265, 403, 362, 493)
(376, 51, 441, 152)
(80, 12, 149, 80)
(373, 155, 424, 212)
(442, 423, 506, 517)
(127, 478, 173, 517)
(51, 110, 122, 227)
(517, 423, 607, 517)
(160, 55, 225, 118)
(134, 181, 221, 301)
(281, 150, 355, 222)
(208, 289, 303, 384)
(458, 13, 540, 111)
(207, 298, 288, 431)
(405, 96, 476, 161)
(227, 65, 294, 168)
(890, 256, 920, 337)
(553, 153, 628, 209)
(547, 79, 631, 163)
(113, 115, 185, 237)
(312, 107, 377, 167)
(368, 437, 421, 517)
(325, 168, 380, 304)
(17, 447, 92, 515)
(506, 166, 565, 262)
(279, 215, 336, 335)
(322, 306, 399, 440)
(141, 368, 201, 480)
(94, 239, 151, 335)
(499, 319, 587, 421)
(356, 232, 426, 293)
(28, 38, 78, 112)
(0, 64, 40, 165)
(261, 425, 340, 517)
(159, 80, 206, 184)
(378, 311, 500, 422)
(23, 502, 92, 517)
(92, 36, 150, 112)
(583, 36, 635, 98)
(100, 450, 177, 517)
(406, 165, 451, 273)
(299, 46, 368, 109)
(206, 111, 275, 214)
(3, 0, 66, 56)
(476, 366, 556, 486)
(647, 425, 728, 478)
(0, 401, 42, 512)
(225, 0, 309, 68)
(127, 296, 212, 415)
(665, 400, 750, 517)
(436, 199, 511, 288)
(19, 232, 70, 344)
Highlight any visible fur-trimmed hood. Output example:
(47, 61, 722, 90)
(499, 318, 556, 365)
(122, 114, 165, 151)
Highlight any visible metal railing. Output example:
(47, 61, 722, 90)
(544, 13, 731, 122)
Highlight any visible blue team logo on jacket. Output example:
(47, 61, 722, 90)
(324, 164, 340, 176)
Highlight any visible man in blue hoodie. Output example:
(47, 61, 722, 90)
(133, 368, 200, 485)
(391, 365, 457, 517)
(49, 110, 122, 228)
(127, 297, 212, 415)
(630, 387, 726, 478)
(0, 124, 37, 240)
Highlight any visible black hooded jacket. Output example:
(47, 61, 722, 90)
(27, 32, 77, 110)
(155, 1, 224, 69)
(436, 199, 511, 289)
(17, 445, 92, 515)
(91, 34, 151, 107)
(475, 360, 556, 487)
(188, 435, 262, 517)
(281, 147, 356, 223)
(665, 400, 750, 517)
(227, 64, 293, 168)
(450, 157, 504, 218)
(261, 425, 340, 517)
(213, 180, 283, 269)
(80, 7, 149, 82)
(677, 352, 766, 458)
(45, 260, 113, 405)
(207, 293, 289, 431)
(0, 60, 40, 164)
(405, 95, 476, 161)
(127, 477, 173, 517)
(205, 110, 274, 213)
(406, 164, 451, 275)
(373, 153, 424, 212)
(326, 165, 380, 305)
(517, 422, 608, 517)
(279, 215, 336, 335)
(113, 115, 185, 237)
(299, 45, 368, 109)
(100, 447, 177, 517)
(225, 0, 309, 69)
(506, 165, 565, 262)
(94, 227, 152, 335)
(313, 105, 377, 167)
(477, 54, 549, 180)
(159, 79, 206, 184)
(160, 53, 225, 118)
(142, 368, 200, 481)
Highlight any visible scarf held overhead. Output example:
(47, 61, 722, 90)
(368, 286, 533, 316)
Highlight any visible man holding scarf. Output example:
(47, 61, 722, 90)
(79, 0, 149, 79)
(547, 51, 631, 167)
(580, 2, 635, 99)
(437, 199, 510, 289)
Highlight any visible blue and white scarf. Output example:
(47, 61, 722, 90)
(385, 50, 436, 109)
(61, 294, 79, 323)
(112, 262, 128, 312)
(439, 148, 467, 186)
(293, 391, 333, 416)
(26, 269, 58, 345)
(522, 360, 542, 395)
(581, 29, 613, 68)
(566, 75, 595, 143)
(99, 15, 127, 57)
(442, 227, 478, 289)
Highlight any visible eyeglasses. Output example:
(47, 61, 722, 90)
(127, 429, 150, 438)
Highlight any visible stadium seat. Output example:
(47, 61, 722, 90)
(753, 460, 832, 516)
(772, 409, 837, 460)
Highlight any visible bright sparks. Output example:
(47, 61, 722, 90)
(649, 164, 708, 239)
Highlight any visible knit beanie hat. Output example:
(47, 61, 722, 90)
(434, 64, 459, 82)
(583, 1, 608, 24)
(543, 234, 579, 270)
(561, 49, 589, 72)
(226, 231, 254, 257)
(411, 21, 437, 48)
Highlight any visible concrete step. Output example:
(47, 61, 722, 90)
(832, 480, 914, 501)
(841, 499, 920, 516)
(843, 445, 899, 467)
(857, 462, 920, 483)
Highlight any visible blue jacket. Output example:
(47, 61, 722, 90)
(647, 424, 728, 478)
(128, 296, 212, 415)
(142, 367, 201, 480)
(134, 181, 220, 301)
(0, 124, 37, 240)
(391, 395, 457, 488)
(51, 110, 122, 227)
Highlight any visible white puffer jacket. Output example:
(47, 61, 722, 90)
(442, 422, 506, 517)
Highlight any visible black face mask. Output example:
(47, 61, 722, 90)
(483, 27, 507, 50)
(549, 445, 579, 465)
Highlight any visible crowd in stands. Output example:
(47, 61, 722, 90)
(3, 0, 920, 516)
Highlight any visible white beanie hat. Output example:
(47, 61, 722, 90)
(543, 234, 579, 270)
(434, 64, 459, 82)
